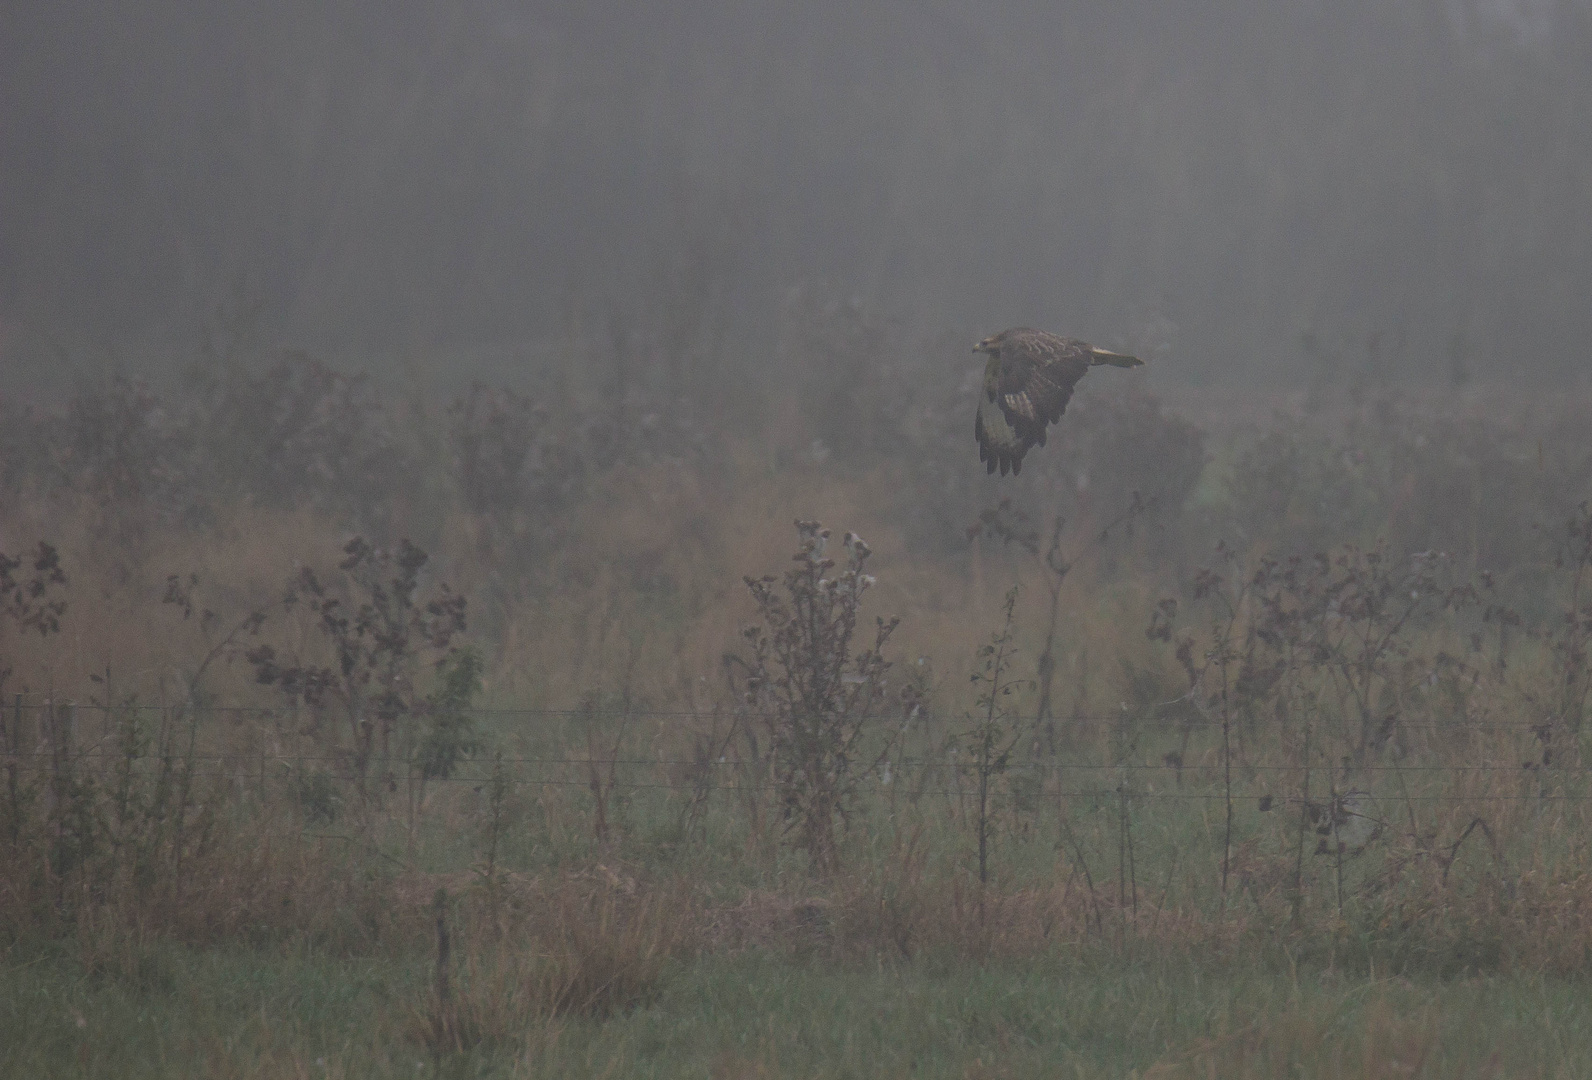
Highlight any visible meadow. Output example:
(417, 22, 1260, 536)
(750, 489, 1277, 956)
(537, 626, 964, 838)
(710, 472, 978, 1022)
(4, 336, 1592, 1077)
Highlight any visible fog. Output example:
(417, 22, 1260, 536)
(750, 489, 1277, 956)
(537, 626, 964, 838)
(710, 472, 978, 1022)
(4, 0, 1590, 394)
(12, 13, 1592, 1048)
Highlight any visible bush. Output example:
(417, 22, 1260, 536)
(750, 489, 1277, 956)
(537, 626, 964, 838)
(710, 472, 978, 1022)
(739, 522, 905, 874)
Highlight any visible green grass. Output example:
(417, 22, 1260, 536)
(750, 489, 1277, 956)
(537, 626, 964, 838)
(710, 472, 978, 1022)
(5, 937, 1592, 1078)
(8, 705, 1592, 1078)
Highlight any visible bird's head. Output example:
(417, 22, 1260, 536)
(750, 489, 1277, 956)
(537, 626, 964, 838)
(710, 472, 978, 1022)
(972, 333, 1002, 355)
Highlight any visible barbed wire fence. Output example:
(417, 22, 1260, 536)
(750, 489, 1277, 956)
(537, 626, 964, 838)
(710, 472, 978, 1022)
(4, 698, 1583, 803)
(6, 691, 1587, 947)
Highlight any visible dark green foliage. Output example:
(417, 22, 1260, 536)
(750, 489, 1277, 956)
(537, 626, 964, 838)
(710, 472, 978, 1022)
(1, 543, 67, 845)
(417, 648, 484, 784)
(247, 537, 470, 815)
(0, 540, 68, 711)
(289, 769, 343, 826)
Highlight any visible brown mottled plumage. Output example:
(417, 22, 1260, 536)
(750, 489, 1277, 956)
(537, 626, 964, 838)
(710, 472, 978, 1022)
(972, 328, 1144, 476)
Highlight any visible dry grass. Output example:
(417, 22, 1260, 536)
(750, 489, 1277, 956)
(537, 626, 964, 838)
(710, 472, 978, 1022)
(479, 454, 1000, 706)
(1, 817, 408, 952)
(466, 451, 1165, 722)
(0, 450, 1060, 712)
(407, 871, 691, 1053)
(0, 417, 1191, 730)
(0, 498, 354, 704)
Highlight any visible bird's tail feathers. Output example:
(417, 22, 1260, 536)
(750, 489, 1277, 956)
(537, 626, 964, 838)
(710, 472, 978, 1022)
(1089, 348, 1145, 369)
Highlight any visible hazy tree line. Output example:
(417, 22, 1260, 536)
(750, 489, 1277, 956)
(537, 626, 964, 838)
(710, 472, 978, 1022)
(3, 0, 1591, 399)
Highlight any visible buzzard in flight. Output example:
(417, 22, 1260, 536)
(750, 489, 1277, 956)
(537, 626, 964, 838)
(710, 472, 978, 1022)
(972, 328, 1144, 476)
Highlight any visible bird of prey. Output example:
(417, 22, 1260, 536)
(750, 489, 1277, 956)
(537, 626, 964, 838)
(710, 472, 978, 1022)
(972, 328, 1144, 476)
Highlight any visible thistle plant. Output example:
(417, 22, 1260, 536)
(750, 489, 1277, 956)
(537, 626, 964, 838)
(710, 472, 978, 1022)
(740, 521, 901, 874)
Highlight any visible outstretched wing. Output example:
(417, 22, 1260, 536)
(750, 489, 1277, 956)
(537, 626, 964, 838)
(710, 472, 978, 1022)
(973, 332, 1087, 476)
(975, 391, 1029, 476)
(993, 331, 1092, 451)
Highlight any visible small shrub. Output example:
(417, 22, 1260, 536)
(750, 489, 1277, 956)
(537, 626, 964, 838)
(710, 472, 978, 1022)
(246, 537, 470, 813)
(739, 521, 905, 874)
(947, 586, 1031, 886)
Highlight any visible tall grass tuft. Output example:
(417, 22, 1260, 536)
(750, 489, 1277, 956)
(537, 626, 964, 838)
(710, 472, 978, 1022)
(410, 874, 690, 1053)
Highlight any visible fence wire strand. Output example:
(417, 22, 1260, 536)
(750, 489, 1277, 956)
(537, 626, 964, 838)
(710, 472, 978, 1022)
(4, 701, 1583, 809)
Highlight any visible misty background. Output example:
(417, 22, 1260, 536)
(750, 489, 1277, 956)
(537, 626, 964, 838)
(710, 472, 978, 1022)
(4, 0, 1591, 398)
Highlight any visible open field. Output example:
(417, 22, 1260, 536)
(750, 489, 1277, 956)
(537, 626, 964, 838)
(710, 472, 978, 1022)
(9, 4, 1592, 1073)
(4, 358, 1592, 1076)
